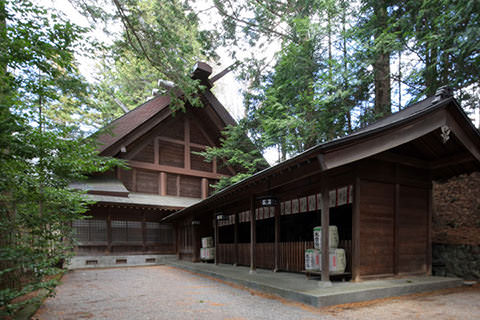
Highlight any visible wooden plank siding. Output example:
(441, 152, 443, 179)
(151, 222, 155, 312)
(359, 180, 395, 276)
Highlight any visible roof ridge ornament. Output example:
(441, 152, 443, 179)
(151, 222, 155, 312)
(433, 86, 453, 103)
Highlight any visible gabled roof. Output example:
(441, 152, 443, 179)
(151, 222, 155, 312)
(95, 62, 236, 156)
(163, 88, 480, 222)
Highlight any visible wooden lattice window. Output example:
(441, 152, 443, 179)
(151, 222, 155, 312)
(72, 219, 107, 243)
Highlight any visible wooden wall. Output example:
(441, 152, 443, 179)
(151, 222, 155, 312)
(116, 112, 233, 199)
(357, 159, 430, 278)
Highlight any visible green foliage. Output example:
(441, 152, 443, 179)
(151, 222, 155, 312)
(0, 0, 123, 315)
(82, 0, 219, 120)
(195, 121, 268, 191)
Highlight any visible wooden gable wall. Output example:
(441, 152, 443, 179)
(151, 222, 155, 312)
(116, 110, 233, 199)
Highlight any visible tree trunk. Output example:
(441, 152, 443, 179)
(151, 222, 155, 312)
(373, 0, 391, 117)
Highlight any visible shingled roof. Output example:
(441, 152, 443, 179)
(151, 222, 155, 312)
(163, 87, 480, 222)
(95, 62, 236, 156)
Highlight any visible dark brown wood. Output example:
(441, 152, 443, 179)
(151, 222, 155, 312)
(373, 152, 429, 169)
(201, 178, 208, 199)
(430, 152, 475, 169)
(352, 175, 360, 281)
(250, 196, 256, 272)
(176, 175, 180, 197)
(160, 172, 167, 196)
(154, 136, 159, 164)
(234, 212, 239, 266)
(107, 209, 112, 253)
(274, 202, 280, 272)
(323, 109, 447, 171)
(132, 168, 137, 192)
(213, 157, 217, 174)
(427, 187, 432, 275)
(192, 222, 199, 262)
(394, 166, 400, 275)
(214, 217, 219, 265)
(446, 113, 480, 162)
(142, 212, 146, 251)
(128, 160, 228, 180)
(321, 180, 330, 282)
(184, 117, 191, 170)
(157, 136, 208, 150)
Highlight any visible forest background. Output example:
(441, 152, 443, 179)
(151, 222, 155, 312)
(1, 0, 479, 316)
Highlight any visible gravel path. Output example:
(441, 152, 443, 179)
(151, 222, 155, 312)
(33, 266, 480, 320)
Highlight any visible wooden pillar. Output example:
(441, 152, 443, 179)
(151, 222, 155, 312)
(192, 220, 199, 262)
(132, 168, 137, 192)
(142, 212, 146, 252)
(426, 186, 432, 275)
(214, 216, 219, 265)
(321, 180, 330, 283)
(234, 212, 239, 266)
(352, 175, 361, 281)
(394, 165, 400, 275)
(201, 178, 208, 199)
(107, 208, 112, 253)
(176, 175, 180, 197)
(184, 118, 191, 170)
(250, 196, 256, 273)
(160, 172, 167, 196)
(274, 203, 280, 272)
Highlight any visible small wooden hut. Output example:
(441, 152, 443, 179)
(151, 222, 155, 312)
(163, 87, 480, 281)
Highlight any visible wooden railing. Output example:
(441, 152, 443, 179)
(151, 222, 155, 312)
(217, 239, 352, 274)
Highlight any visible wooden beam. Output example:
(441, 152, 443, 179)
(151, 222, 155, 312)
(321, 180, 330, 283)
(128, 160, 229, 180)
(201, 178, 208, 199)
(184, 117, 191, 170)
(192, 221, 199, 262)
(446, 113, 480, 163)
(157, 136, 209, 150)
(373, 152, 429, 169)
(430, 152, 475, 169)
(274, 202, 280, 272)
(250, 196, 256, 273)
(352, 174, 361, 281)
(323, 110, 447, 171)
(213, 157, 217, 174)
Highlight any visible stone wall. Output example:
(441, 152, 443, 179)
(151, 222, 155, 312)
(432, 171, 480, 279)
(432, 243, 480, 280)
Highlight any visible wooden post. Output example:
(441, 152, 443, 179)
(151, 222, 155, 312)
(192, 219, 199, 262)
(426, 186, 432, 275)
(274, 203, 280, 272)
(250, 195, 256, 274)
(201, 178, 208, 199)
(394, 165, 400, 275)
(214, 216, 219, 265)
(321, 180, 330, 284)
(160, 172, 167, 196)
(107, 208, 112, 253)
(352, 175, 361, 281)
(132, 168, 137, 192)
(142, 212, 146, 252)
(154, 137, 159, 164)
(184, 117, 191, 170)
(176, 175, 180, 197)
(234, 212, 239, 266)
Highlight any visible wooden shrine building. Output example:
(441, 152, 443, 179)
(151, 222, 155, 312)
(163, 87, 480, 281)
(71, 63, 240, 261)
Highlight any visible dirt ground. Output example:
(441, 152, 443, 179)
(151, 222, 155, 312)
(33, 266, 480, 320)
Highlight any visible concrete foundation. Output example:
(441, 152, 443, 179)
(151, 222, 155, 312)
(165, 258, 463, 307)
(67, 254, 175, 270)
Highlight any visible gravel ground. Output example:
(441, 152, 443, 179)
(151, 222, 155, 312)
(33, 266, 480, 320)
